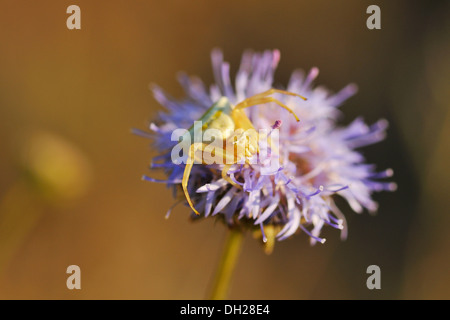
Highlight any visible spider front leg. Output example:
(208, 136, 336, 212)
(182, 142, 207, 216)
(249, 88, 307, 101)
(233, 88, 306, 123)
(182, 142, 240, 215)
(234, 96, 301, 122)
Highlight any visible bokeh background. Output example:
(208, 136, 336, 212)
(0, 1, 448, 299)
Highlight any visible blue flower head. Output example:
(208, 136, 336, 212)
(140, 49, 396, 251)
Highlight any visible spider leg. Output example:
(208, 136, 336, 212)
(221, 164, 236, 187)
(182, 142, 206, 216)
(234, 96, 300, 122)
(182, 143, 241, 215)
(202, 146, 240, 187)
(248, 88, 307, 101)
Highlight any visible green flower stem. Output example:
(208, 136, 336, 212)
(210, 227, 244, 300)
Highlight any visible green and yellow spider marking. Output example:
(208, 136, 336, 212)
(182, 88, 306, 215)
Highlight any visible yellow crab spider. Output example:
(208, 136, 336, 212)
(182, 88, 306, 215)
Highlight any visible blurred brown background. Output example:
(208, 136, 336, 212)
(0, 1, 448, 299)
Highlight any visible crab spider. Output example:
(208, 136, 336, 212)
(182, 89, 306, 215)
